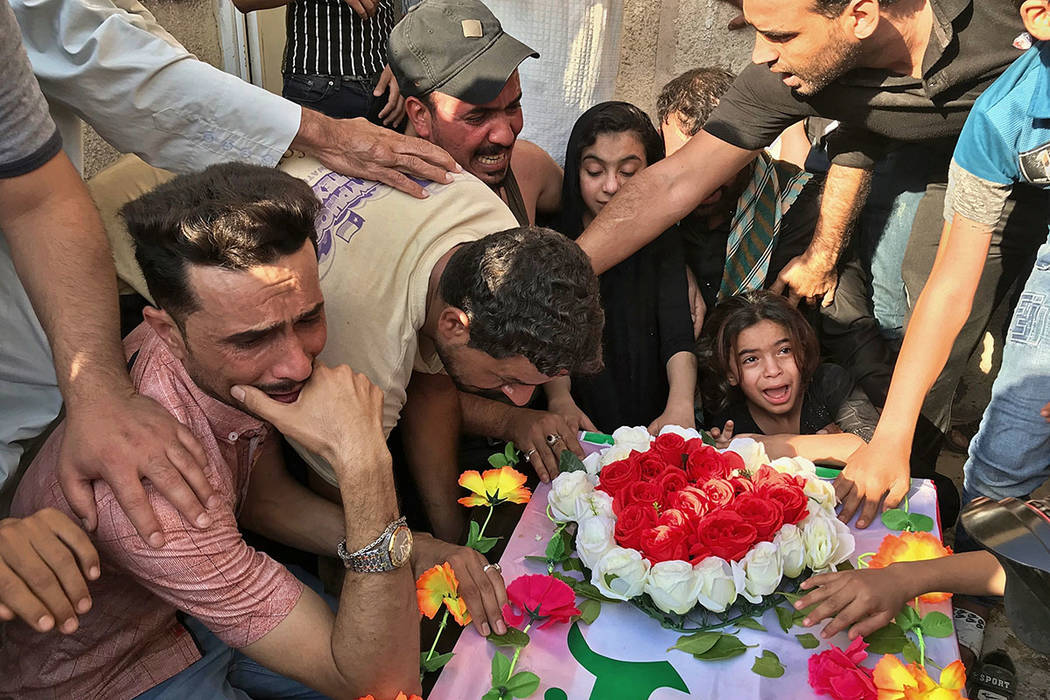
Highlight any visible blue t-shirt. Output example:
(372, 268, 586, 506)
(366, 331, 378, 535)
(947, 39, 1050, 229)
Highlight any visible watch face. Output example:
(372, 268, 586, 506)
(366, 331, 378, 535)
(389, 526, 413, 568)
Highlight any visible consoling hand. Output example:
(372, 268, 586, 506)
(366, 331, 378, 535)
(505, 406, 591, 484)
(374, 65, 406, 128)
(794, 566, 914, 640)
(770, 255, 839, 308)
(833, 439, 911, 529)
(0, 508, 100, 634)
(57, 392, 214, 549)
(413, 533, 508, 638)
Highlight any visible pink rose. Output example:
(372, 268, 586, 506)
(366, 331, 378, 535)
(808, 637, 876, 700)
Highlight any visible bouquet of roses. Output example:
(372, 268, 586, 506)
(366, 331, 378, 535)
(547, 426, 854, 617)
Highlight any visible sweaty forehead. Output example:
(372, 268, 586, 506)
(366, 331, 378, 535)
(185, 256, 321, 327)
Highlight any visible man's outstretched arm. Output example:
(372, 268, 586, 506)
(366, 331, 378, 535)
(576, 130, 757, 274)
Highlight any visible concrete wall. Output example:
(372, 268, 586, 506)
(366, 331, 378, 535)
(614, 0, 753, 119)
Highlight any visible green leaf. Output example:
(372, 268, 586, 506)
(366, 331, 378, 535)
(796, 633, 820, 649)
(603, 572, 620, 589)
(487, 627, 531, 648)
(491, 651, 512, 686)
(578, 599, 601, 625)
(421, 651, 454, 672)
(735, 617, 767, 632)
(700, 429, 716, 446)
(524, 555, 550, 564)
(775, 606, 795, 633)
(550, 571, 582, 586)
(571, 580, 619, 603)
(777, 591, 803, 604)
(504, 671, 541, 698)
(544, 533, 567, 562)
(562, 557, 584, 573)
(907, 513, 935, 533)
(481, 689, 502, 700)
(881, 509, 911, 531)
(695, 635, 753, 661)
(919, 611, 954, 638)
(488, 453, 509, 468)
(505, 441, 518, 465)
(751, 650, 785, 678)
(793, 603, 817, 626)
(896, 605, 922, 632)
(465, 520, 481, 548)
(473, 535, 501, 554)
(835, 559, 856, 571)
(668, 631, 722, 656)
(864, 621, 908, 654)
(558, 449, 587, 474)
(902, 640, 923, 664)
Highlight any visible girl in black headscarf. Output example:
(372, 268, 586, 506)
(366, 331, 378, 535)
(552, 101, 696, 434)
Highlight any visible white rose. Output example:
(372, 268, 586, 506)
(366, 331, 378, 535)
(768, 456, 817, 478)
(804, 477, 838, 516)
(740, 541, 784, 603)
(575, 514, 616, 570)
(802, 514, 855, 572)
(575, 489, 614, 521)
(657, 424, 702, 441)
(599, 444, 634, 468)
(582, 452, 602, 476)
(592, 547, 650, 601)
(725, 437, 771, 473)
(611, 426, 652, 453)
(694, 556, 744, 613)
(548, 471, 596, 522)
(774, 524, 806, 579)
(644, 560, 703, 615)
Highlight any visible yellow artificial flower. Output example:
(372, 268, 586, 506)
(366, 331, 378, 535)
(415, 562, 471, 626)
(457, 467, 532, 507)
(873, 655, 967, 700)
(868, 532, 953, 603)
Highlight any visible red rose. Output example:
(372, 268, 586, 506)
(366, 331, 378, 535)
(686, 445, 730, 483)
(619, 480, 663, 509)
(721, 450, 745, 474)
(657, 466, 690, 499)
(658, 508, 693, 530)
(652, 432, 687, 466)
(637, 451, 670, 480)
(761, 482, 809, 525)
(597, 457, 640, 497)
(694, 510, 758, 562)
(614, 502, 658, 550)
(666, 486, 709, 520)
(730, 475, 757, 495)
(731, 493, 785, 542)
(639, 524, 688, 563)
(753, 465, 807, 490)
(698, 478, 735, 509)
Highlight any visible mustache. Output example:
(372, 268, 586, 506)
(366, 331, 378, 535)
(255, 380, 304, 395)
(475, 144, 510, 158)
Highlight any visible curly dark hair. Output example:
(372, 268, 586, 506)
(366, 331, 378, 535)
(656, 67, 736, 137)
(120, 163, 319, 321)
(439, 226, 604, 376)
(697, 290, 820, 414)
(811, 0, 901, 17)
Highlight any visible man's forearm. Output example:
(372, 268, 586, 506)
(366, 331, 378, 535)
(803, 164, 873, 270)
(898, 551, 1005, 600)
(401, 372, 466, 542)
(0, 153, 129, 405)
(577, 130, 757, 274)
(460, 392, 515, 440)
(664, 351, 698, 410)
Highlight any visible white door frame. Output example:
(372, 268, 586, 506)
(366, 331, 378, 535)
(214, 0, 266, 88)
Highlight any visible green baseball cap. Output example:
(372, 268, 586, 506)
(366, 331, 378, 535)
(388, 0, 539, 105)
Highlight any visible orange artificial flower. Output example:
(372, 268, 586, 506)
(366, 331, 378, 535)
(355, 693, 423, 700)
(457, 467, 532, 507)
(873, 654, 967, 700)
(868, 531, 953, 603)
(415, 562, 471, 626)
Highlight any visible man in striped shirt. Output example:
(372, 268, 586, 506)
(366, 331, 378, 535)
(233, 0, 405, 128)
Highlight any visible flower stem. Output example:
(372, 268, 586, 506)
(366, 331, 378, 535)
(478, 506, 495, 541)
(506, 623, 532, 678)
(425, 609, 449, 665)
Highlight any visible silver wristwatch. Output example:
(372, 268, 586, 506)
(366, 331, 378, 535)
(337, 516, 413, 573)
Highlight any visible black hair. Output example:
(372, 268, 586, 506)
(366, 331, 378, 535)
(439, 226, 604, 376)
(811, 0, 901, 18)
(558, 101, 665, 239)
(656, 67, 736, 136)
(697, 290, 820, 413)
(120, 163, 319, 321)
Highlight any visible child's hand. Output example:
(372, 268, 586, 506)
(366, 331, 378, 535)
(794, 565, 915, 640)
(708, 420, 735, 448)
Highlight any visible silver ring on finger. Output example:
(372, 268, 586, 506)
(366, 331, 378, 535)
(483, 563, 502, 574)
(545, 433, 562, 447)
(525, 448, 538, 459)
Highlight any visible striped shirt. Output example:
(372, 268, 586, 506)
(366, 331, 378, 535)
(284, 0, 393, 78)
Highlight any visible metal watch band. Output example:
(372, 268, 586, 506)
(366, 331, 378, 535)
(337, 516, 407, 572)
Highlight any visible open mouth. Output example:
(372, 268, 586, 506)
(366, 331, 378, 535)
(761, 385, 792, 406)
(266, 387, 302, 404)
(475, 151, 509, 168)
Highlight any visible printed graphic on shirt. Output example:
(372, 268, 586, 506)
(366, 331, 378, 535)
(1008, 291, 1048, 346)
(1019, 140, 1050, 185)
(313, 173, 381, 278)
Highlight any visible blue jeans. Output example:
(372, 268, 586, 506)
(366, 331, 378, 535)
(956, 233, 1050, 551)
(135, 567, 332, 700)
(283, 73, 383, 123)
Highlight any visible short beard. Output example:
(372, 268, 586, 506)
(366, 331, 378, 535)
(791, 36, 861, 97)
